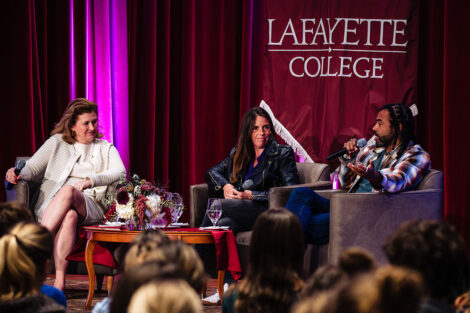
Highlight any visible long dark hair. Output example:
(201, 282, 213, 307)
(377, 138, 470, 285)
(380, 103, 416, 157)
(230, 107, 276, 184)
(235, 208, 304, 313)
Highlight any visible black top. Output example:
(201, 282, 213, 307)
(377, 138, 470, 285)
(206, 140, 299, 201)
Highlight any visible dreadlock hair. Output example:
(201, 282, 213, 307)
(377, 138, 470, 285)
(380, 103, 416, 157)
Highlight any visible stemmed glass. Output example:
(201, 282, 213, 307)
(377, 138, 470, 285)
(206, 198, 222, 227)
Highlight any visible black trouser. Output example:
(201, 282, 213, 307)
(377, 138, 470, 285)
(200, 199, 267, 234)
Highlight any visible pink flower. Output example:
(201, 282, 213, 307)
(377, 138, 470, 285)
(135, 195, 149, 226)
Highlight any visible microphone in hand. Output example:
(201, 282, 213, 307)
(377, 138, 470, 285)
(242, 179, 254, 190)
(326, 138, 367, 161)
(6, 159, 26, 190)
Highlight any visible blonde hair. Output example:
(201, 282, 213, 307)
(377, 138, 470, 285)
(51, 98, 103, 144)
(127, 280, 202, 313)
(0, 222, 53, 300)
(124, 230, 169, 272)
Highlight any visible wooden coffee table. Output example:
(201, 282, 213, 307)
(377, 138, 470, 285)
(83, 227, 226, 309)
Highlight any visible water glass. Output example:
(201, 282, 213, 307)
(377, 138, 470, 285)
(206, 198, 222, 227)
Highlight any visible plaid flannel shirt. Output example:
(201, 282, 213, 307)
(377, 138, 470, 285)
(338, 136, 431, 193)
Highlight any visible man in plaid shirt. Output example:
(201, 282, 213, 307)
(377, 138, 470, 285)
(286, 103, 431, 244)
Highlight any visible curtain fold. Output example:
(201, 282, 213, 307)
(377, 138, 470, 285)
(127, 0, 258, 220)
(442, 0, 470, 247)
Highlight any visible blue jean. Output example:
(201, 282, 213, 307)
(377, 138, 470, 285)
(286, 187, 330, 245)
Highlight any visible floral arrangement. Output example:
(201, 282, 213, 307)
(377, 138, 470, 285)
(104, 174, 184, 229)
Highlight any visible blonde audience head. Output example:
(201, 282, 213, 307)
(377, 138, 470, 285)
(0, 222, 53, 300)
(127, 279, 202, 313)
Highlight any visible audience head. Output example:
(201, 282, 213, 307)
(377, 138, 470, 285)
(127, 279, 202, 313)
(0, 201, 34, 237)
(374, 265, 423, 313)
(293, 274, 378, 313)
(235, 208, 304, 313)
(293, 265, 423, 313)
(248, 208, 305, 276)
(124, 229, 170, 272)
(300, 265, 347, 299)
(383, 219, 469, 303)
(0, 222, 53, 300)
(51, 97, 103, 144)
(248, 207, 304, 279)
(110, 240, 207, 313)
(339, 247, 377, 277)
(231, 106, 276, 183)
(150, 239, 207, 293)
(454, 290, 470, 313)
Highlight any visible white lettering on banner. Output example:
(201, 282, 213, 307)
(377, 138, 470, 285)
(268, 17, 408, 79)
(268, 18, 407, 47)
(289, 56, 384, 78)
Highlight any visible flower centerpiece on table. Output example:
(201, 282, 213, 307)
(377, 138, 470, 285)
(103, 174, 184, 230)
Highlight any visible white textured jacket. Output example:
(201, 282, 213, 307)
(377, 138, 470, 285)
(20, 134, 126, 221)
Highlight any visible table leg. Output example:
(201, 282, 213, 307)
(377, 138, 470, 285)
(217, 270, 225, 304)
(85, 239, 97, 309)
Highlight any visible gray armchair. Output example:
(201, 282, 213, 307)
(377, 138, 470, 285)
(190, 162, 331, 274)
(315, 169, 443, 266)
(269, 169, 443, 271)
(4, 157, 120, 293)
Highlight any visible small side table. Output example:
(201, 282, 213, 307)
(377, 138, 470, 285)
(83, 227, 226, 309)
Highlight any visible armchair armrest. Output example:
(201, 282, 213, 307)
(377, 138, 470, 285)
(269, 181, 332, 208)
(190, 183, 209, 227)
(328, 189, 443, 264)
(5, 180, 30, 207)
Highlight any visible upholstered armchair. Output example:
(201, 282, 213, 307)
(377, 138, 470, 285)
(270, 168, 443, 271)
(190, 162, 331, 274)
(313, 169, 443, 265)
(4, 157, 120, 293)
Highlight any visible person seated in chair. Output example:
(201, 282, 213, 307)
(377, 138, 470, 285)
(286, 103, 431, 245)
(201, 106, 299, 234)
(5, 98, 126, 291)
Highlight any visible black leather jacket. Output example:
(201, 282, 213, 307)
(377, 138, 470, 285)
(206, 140, 299, 201)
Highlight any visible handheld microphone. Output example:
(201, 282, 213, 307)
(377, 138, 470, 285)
(6, 159, 26, 190)
(242, 179, 254, 190)
(326, 138, 367, 161)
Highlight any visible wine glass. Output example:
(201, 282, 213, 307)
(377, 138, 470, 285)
(206, 198, 222, 227)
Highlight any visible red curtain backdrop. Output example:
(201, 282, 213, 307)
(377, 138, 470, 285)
(1, 0, 469, 249)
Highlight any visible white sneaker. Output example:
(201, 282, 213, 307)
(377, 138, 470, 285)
(202, 283, 229, 304)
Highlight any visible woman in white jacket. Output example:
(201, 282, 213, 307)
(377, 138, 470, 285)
(5, 98, 126, 290)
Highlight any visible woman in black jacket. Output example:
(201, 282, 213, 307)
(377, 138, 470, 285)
(201, 107, 299, 234)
